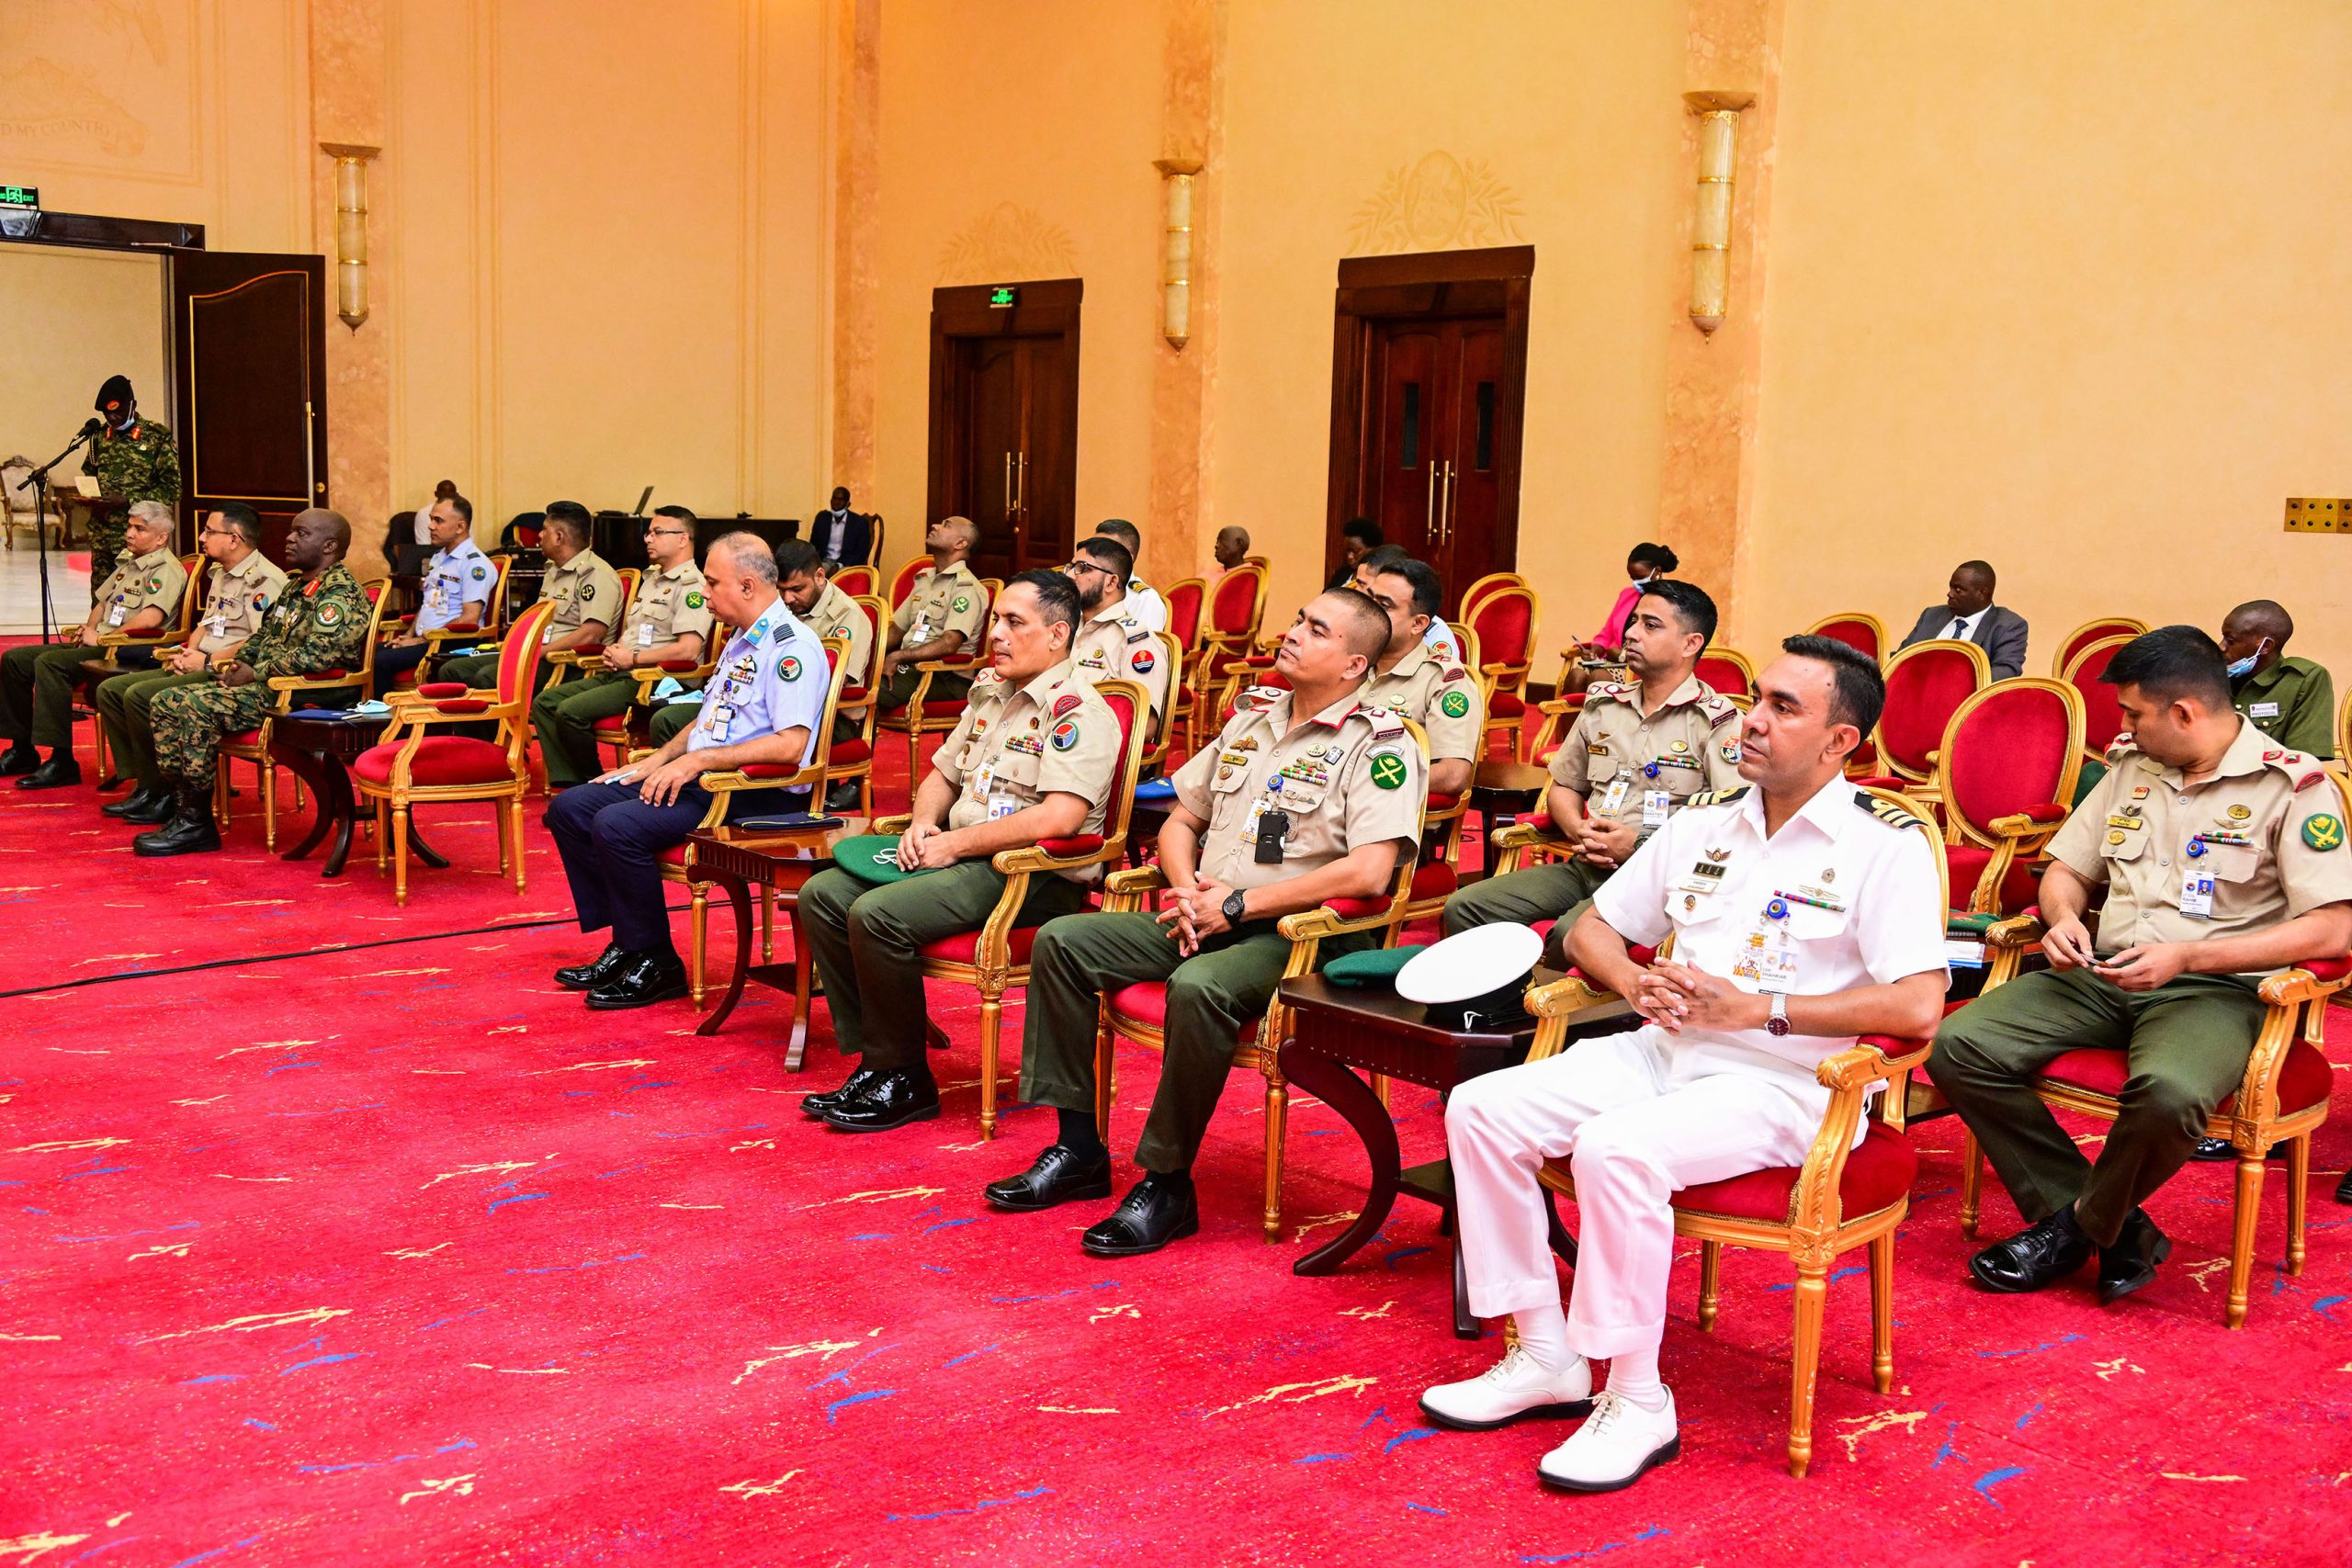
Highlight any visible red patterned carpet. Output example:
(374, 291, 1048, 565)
(6, 720, 2352, 1565)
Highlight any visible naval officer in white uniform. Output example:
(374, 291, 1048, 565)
(1420, 635, 1948, 1493)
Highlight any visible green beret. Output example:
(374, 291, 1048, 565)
(1324, 946, 1419, 989)
(831, 834, 940, 886)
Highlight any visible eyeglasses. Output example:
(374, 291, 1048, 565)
(644, 526, 690, 538)
(1063, 558, 1115, 578)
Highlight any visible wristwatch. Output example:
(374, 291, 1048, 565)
(1766, 992, 1791, 1037)
(1222, 889, 1249, 925)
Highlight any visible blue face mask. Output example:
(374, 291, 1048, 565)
(2225, 638, 2267, 679)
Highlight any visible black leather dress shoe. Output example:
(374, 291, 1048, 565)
(819, 1070, 941, 1132)
(2337, 1167, 2352, 1207)
(120, 785, 175, 825)
(95, 773, 127, 792)
(2189, 1136, 2288, 1163)
(0, 743, 36, 776)
(103, 782, 170, 819)
(1080, 1173, 1200, 1257)
(554, 943, 628, 991)
(14, 754, 81, 790)
(1968, 1207, 2092, 1293)
(585, 953, 690, 1010)
(802, 1066, 882, 1119)
(2097, 1208, 2172, 1304)
(984, 1145, 1114, 1212)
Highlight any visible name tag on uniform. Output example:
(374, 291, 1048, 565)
(971, 760, 997, 798)
(1598, 779, 1630, 816)
(639, 622, 656, 648)
(2179, 868, 2214, 919)
(989, 794, 1019, 821)
(2249, 702, 2280, 718)
(1642, 790, 1670, 828)
(703, 704, 736, 738)
(207, 614, 228, 637)
(106, 601, 127, 626)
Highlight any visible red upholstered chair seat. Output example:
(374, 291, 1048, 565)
(1107, 980, 1258, 1043)
(229, 728, 263, 747)
(1670, 1121, 1917, 1223)
(660, 842, 687, 866)
(830, 738, 872, 765)
(593, 714, 629, 734)
(1943, 844, 2039, 916)
(1489, 691, 1526, 718)
(1410, 861, 1459, 901)
(2039, 1042, 2332, 1115)
(354, 736, 512, 787)
(840, 684, 868, 704)
(921, 925, 1046, 966)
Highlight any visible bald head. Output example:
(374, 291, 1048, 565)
(1944, 560, 1996, 619)
(2225, 599, 2292, 645)
(2221, 599, 2292, 675)
(285, 507, 351, 571)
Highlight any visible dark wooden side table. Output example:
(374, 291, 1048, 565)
(684, 816, 867, 1065)
(1279, 973, 1625, 1337)
(269, 712, 449, 878)
(1466, 758, 1551, 877)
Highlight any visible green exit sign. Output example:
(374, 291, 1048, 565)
(0, 186, 39, 209)
(989, 286, 1018, 308)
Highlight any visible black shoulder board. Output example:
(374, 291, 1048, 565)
(1856, 790, 1925, 830)
(1684, 786, 1751, 808)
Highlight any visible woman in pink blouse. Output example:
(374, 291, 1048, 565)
(1564, 543, 1678, 694)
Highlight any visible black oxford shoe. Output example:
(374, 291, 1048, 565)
(1969, 1207, 2092, 1293)
(2337, 1167, 2352, 1207)
(0, 743, 37, 776)
(14, 754, 81, 790)
(819, 1070, 941, 1133)
(984, 1145, 1114, 1212)
(802, 1066, 883, 1119)
(120, 786, 176, 825)
(1080, 1173, 1200, 1257)
(2096, 1208, 2172, 1305)
(585, 953, 690, 1010)
(2189, 1136, 2287, 1163)
(102, 782, 170, 819)
(554, 943, 629, 991)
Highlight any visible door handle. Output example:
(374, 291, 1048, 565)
(1424, 461, 1438, 544)
(1015, 452, 1027, 519)
(1443, 461, 1458, 545)
(1003, 453, 1012, 519)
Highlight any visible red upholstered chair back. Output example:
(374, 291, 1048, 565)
(1165, 577, 1206, 651)
(1941, 679, 2085, 848)
(1468, 585, 1536, 673)
(1876, 639, 1988, 780)
(494, 602, 557, 704)
(831, 564, 876, 598)
(1093, 679, 1148, 843)
(888, 556, 927, 608)
(2056, 617, 2146, 677)
(1695, 649, 1757, 702)
(1208, 562, 1267, 637)
(851, 594, 887, 687)
(1807, 614, 1884, 664)
(2063, 635, 2132, 762)
(1459, 570, 1527, 623)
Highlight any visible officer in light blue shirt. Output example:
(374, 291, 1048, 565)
(374, 494, 495, 694)
(543, 532, 832, 1010)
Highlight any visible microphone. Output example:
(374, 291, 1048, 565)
(75, 417, 103, 440)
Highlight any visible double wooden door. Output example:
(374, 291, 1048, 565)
(1327, 247, 1532, 613)
(168, 248, 330, 559)
(928, 280, 1080, 581)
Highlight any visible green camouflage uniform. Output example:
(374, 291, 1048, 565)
(83, 419, 181, 600)
(150, 565, 370, 789)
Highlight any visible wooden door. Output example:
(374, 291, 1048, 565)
(168, 249, 329, 558)
(928, 280, 1080, 582)
(1328, 247, 1532, 615)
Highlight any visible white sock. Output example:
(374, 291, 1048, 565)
(1510, 1302, 1573, 1372)
(1605, 1347, 1668, 1412)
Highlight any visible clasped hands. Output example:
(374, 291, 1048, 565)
(594, 753, 710, 807)
(2040, 912, 2189, 991)
(1563, 812, 1640, 870)
(1630, 958, 1767, 1034)
(1159, 878, 1238, 957)
(894, 820, 967, 872)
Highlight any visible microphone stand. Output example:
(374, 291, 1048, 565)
(13, 424, 99, 644)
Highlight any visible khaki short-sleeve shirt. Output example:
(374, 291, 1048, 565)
(802, 580, 875, 682)
(1068, 600, 1172, 728)
(96, 546, 187, 630)
(1361, 638, 1486, 762)
(537, 548, 623, 641)
(2048, 720, 2352, 967)
(622, 561, 713, 652)
(1171, 687, 1427, 893)
(1549, 675, 1744, 823)
(934, 660, 1124, 883)
(892, 561, 989, 649)
(193, 550, 288, 655)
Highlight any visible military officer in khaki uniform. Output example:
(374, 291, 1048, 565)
(1063, 534, 1170, 734)
(777, 538, 875, 692)
(96, 503, 288, 822)
(1443, 580, 1739, 957)
(1932, 626, 2352, 1306)
(988, 589, 1426, 1258)
(537, 507, 713, 788)
(1356, 554, 1486, 796)
(877, 516, 990, 710)
(798, 570, 1125, 1133)
(2, 501, 187, 789)
(441, 502, 620, 693)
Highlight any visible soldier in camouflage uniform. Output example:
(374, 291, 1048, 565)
(135, 509, 371, 857)
(83, 375, 182, 602)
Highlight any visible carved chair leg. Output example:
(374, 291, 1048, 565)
(1787, 1265, 1829, 1479)
(1696, 1240, 1722, 1332)
(1370, 1072, 1391, 1110)
(495, 802, 510, 876)
(978, 993, 1002, 1141)
(391, 804, 411, 907)
(1869, 1231, 1896, 1394)
(262, 760, 278, 851)
(2286, 1132, 2312, 1277)
(510, 798, 526, 893)
(1959, 1128, 1984, 1238)
(2227, 1152, 2265, 1329)
(1262, 1075, 1288, 1242)
(213, 768, 231, 830)
(689, 884, 708, 1008)
(1091, 1010, 1115, 1142)
(761, 886, 775, 964)
(373, 799, 388, 872)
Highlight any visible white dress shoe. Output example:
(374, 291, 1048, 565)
(1418, 1343, 1594, 1431)
(1537, 1388, 1680, 1493)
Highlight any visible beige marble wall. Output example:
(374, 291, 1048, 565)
(830, 0, 881, 502)
(308, 0, 390, 572)
(1143, 0, 1222, 586)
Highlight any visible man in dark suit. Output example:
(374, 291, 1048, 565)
(808, 486, 875, 567)
(1899, 559, 2028, 680)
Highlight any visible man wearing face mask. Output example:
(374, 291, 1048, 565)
(809, 486, 874, 568)
(2220, 599, 2335, 761)
(81, 374, 181, 601)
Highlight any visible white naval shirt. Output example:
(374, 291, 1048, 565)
(1123, 578, 1169, 634)
(1592, 773, 1947, 1076)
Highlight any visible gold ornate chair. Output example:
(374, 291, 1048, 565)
(1805, 613, 1889, 666)
(214, 580, 390, 846)
(2051, 616, 2147, 679)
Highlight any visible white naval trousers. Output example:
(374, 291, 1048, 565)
(1445, 1026, 1827, 1359)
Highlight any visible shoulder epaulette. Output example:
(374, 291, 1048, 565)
(1684, 786, 1750, 808)
(1587, 681, 1631, 703)
(1355, 702, 1407, 739)
(2257, 747, 2328, 791)
(1855, 790, 1926, 831)
(1700, 694, 1738, 728)
(2105, 733, 2139, 760)
(1238, 684, 1284, 710)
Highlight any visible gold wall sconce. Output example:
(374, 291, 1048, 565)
(320, 142, 380, 332)
(1153, 156, 1203, 349)
(1682, 92, 1752, 335)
